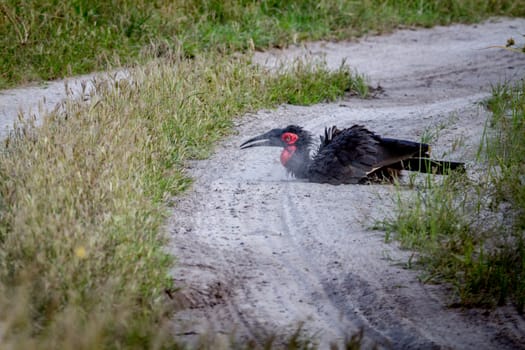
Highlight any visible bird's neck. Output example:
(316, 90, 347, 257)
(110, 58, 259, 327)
(280, 146, 311, 179)
(280, 145, 297, 166)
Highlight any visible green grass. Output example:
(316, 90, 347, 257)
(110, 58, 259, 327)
(0, 55, 364, 348)
(2, 0, 524, 89)
(382, 80, 525, 312)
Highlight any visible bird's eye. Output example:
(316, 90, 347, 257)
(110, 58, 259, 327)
(282, 132, 298, 144)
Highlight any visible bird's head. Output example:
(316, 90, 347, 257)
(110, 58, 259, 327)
(240, 125, 306, 149)
(240, 125, 313, 169)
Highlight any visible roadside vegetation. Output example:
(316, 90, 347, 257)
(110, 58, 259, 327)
(0, 55, 364, 348)
(1, 0, 524, 89)
(382, 78, 525, 312)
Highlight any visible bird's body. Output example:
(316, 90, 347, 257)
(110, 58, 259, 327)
(240, 124, 465, 185)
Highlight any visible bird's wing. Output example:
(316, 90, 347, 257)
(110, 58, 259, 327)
(310, 125, 430, 183)
(374, 137, 430, 167)
(309, 125, 381, 183)
(330, 125, 382, 171)
(331, 126, 430, 169)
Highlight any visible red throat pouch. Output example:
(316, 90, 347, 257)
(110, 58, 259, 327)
(280, 145, 297, 166)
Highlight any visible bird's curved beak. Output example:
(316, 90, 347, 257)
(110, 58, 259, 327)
(240, 129, 283, 149)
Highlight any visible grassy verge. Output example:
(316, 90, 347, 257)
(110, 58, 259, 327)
(382, 79, 525, 311)
(0, 55, 365, 348)
(1, 0, 524, 89)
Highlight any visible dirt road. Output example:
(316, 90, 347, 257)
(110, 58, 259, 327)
(0, 70, 128, 139)
(168, 19, 525, 348)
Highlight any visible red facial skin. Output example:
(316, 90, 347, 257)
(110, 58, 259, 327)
(280, 132, 298, 166)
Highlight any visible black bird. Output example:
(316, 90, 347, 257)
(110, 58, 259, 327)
(240, 125, 465, 185)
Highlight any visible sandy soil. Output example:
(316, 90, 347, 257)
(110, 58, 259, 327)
(168, 18, 525, 349)
(1, 16, 524, 350)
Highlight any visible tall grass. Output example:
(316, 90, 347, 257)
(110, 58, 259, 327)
(382, 80, 525, 311)
(2, 0, 524, 88)
(486, 82, 525, 228)
(0, 55, 365, 348)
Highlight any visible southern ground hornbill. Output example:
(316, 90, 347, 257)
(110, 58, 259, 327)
(240, 125, 465, 185)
